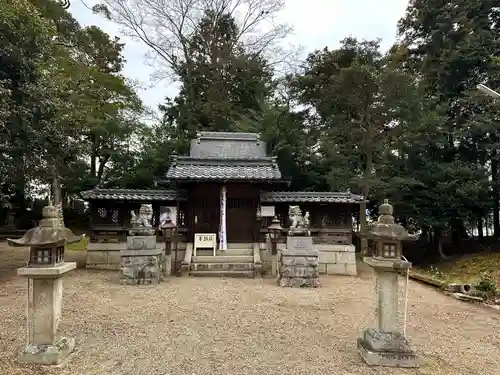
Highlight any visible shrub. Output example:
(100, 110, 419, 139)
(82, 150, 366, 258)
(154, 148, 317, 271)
(473, 272, 498, 300)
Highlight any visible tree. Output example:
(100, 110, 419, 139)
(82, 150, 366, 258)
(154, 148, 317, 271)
(396, 0, 500, 240)
(291, 39, 416, 199)
(93, 0, 292, 79)
(1, 0, 145, 212)
(157, 10, 274, 151)
(0, 0, 59, 209)
(92, 0, 295, 138)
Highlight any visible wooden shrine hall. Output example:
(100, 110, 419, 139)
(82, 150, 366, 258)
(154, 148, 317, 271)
(81, 131, 366, 276)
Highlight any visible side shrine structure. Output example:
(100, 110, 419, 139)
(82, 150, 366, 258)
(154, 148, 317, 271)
(81, 132, 367, 276)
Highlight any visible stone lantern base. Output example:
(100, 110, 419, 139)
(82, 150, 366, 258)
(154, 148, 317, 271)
(20, 337, 76, 366)
(17, 262, 77, 366)
(357, 328, 419, 368)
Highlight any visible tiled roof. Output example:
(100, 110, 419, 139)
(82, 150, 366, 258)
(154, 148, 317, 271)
(260, 191, 366, 204)
(81, 189, 187, 201)
(166, 157, 282, 181)
(189, 131, 267, 159)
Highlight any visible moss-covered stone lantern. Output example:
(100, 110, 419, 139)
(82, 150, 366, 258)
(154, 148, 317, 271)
(7, 201, 83, 365)
(357, 199, 420, 368)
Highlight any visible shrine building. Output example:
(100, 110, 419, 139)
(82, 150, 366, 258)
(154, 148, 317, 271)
(81, 131, 366, 276)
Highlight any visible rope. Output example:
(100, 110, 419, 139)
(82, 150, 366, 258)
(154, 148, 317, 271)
(402, 255, 410, 339)
(25, 261, 29, 347)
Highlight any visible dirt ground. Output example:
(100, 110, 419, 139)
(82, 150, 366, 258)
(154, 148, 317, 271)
(0, 242, 499, 375)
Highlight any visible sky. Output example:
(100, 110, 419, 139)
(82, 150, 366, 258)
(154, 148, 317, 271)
(69, 0, 410, 114)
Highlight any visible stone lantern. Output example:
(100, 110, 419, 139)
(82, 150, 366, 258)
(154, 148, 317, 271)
(357, 199, 420, 368)
(8, 202, 83, 365)
(267, 217, 283, 276)
(162, 220, 177, 276)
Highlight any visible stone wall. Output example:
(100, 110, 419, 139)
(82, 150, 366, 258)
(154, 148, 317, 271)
(259, 242, 357, 276)
(315, 244, 357, 276)
(87, 242, 187, 270)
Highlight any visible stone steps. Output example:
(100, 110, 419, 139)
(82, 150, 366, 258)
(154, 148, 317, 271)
(192, 255, 253, 263)
(189, 270, 255, 278)
(189, 249, 256, 277)
(194, 248, 253, 256)
(191, 262, 254, 271)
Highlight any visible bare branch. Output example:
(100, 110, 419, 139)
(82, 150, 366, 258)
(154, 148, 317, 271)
(94, 0, 294, 81)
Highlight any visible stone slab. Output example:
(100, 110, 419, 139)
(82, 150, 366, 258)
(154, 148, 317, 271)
(336, 251, 356, 264)
(322, 263, 357, 276)
(286, 236, 314, 251)
(191, 262, 254, 271)
(315, 244, 354, 252)
(121, 248, 162, 257)
(363, 257, 411, 271)
(357, 338, 420, 368)
(281, 252, 319, 265)
(281, 249, 320, 258)
(126, 236, 156, 250)
(17, 262, 76, 278)
(19, 337, 75, 366)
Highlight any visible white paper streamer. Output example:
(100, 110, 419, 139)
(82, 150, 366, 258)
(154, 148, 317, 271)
(219, 185, 227, 250)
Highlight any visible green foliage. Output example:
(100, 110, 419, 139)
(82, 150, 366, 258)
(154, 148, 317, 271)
(429, 266, 446, 280)
(473, 272, 498, 298)
(66, 236, 89, 251)
(1, 0, 145, 202)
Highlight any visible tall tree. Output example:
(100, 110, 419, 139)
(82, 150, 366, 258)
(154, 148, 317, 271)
(396, 0, 500, 238)
(160, 10, 274, 152)
(1, 0, 145, 211)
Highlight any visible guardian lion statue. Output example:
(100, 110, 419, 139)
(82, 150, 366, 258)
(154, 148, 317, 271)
(288, 205, 311, 236)
(130, 204, 155, 235)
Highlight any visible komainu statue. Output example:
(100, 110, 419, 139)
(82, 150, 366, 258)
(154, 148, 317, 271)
(288, 205, 311, 236)
(130, 204, 154, 235)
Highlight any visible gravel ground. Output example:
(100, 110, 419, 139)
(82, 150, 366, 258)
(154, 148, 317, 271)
(0, 244, 499, 375)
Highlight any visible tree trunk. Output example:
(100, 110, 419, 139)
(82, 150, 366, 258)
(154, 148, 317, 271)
(491, 150, 500, 236)
(360, 123, 373, 257)
(477, 216, 484, 240)
(91, 133, 98, 185)
(433, 227, 451, 260)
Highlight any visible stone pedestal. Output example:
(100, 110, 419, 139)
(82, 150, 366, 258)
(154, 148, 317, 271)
(17, 262, 76, 365)
(278, 236, 319, 288)
(357, 258, 419, 368)
(120, 236, 164, 285)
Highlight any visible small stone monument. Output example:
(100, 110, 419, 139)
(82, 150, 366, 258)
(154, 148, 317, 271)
(357, 199, 420, 368)
(120, 204, 165, 285)
(8, 201, 83, 365)
(278, 206, 319, 288)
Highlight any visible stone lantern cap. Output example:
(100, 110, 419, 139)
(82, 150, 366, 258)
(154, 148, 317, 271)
(7, 202, 83, 247)
(362, 199, 418, 242)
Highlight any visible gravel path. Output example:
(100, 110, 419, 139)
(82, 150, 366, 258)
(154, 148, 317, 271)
(0, 245, 499, 375)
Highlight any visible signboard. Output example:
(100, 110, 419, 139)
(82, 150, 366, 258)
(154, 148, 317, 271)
(194, 233, 217, 256)
(260, 206, 275, 217)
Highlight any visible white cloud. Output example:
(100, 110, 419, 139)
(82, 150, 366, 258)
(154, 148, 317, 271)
(69, 0, 409, 113)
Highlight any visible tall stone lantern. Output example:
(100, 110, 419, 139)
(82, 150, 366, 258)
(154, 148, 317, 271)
(8, 202, 83, 365)
(357, 199, 420, 368)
